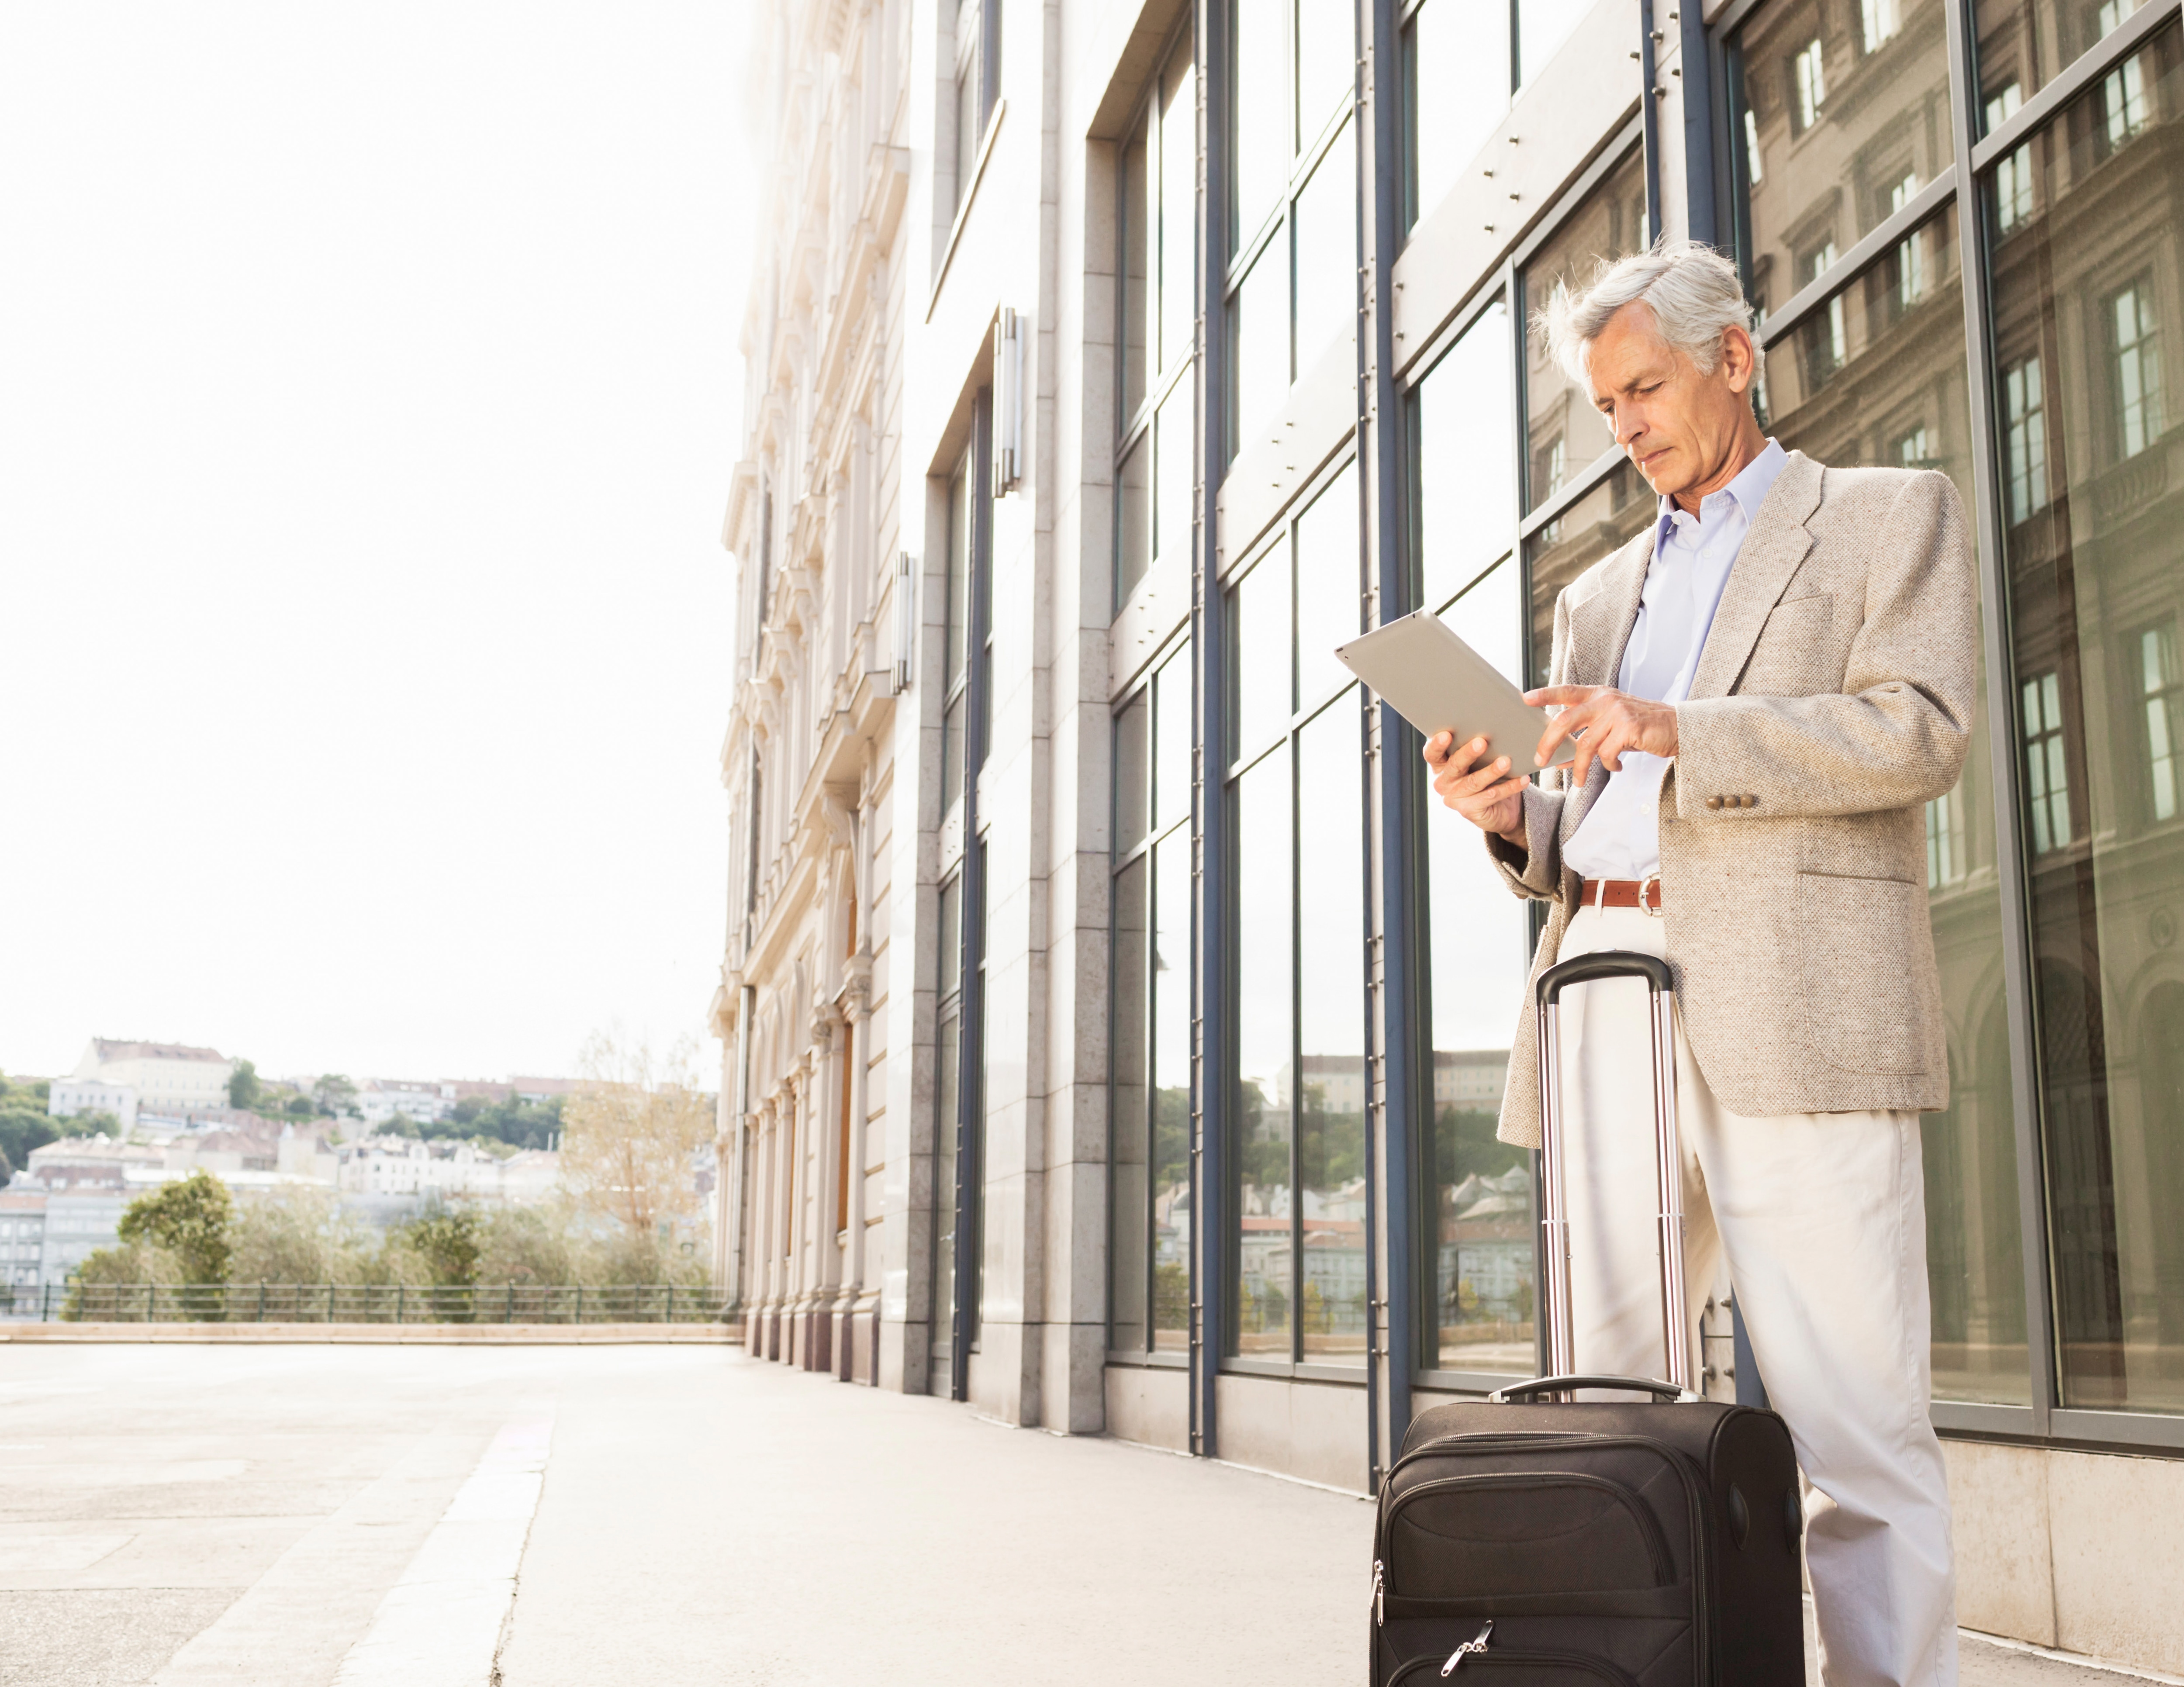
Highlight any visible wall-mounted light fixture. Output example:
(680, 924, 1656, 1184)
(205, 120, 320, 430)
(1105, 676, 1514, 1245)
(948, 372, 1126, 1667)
(890, 550, 916, 695)
(993, 306, 1023, 497)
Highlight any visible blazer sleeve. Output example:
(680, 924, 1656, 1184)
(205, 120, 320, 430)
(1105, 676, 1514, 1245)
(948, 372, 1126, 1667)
(1672, 471, 1977, 821)
(1486, 586, 1573, 899)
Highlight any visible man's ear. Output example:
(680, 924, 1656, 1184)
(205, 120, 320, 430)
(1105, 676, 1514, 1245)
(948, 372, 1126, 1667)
(1720, 325, 1758, 395)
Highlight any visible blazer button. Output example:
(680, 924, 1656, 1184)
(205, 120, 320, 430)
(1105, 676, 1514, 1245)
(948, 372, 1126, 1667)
(1744, 794, 1758, 808)
(1706, 795, 1723, 810)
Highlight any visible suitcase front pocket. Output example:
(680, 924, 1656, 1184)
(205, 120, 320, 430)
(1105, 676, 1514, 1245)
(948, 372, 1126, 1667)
(1386, 1474, 1673, 1597)
(1386, 1649, 1641, 1686)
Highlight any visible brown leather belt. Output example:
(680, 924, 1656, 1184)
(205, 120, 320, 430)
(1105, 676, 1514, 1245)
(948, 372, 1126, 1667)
(1577, 876, 1664, 912)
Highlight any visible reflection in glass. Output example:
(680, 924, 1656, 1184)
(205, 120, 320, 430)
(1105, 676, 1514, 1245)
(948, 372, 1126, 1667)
(1297, 694, 1367, 1362)
(1155, 386, 1194, 576)
(1152, 828, 1194, 1349)
(1405, 0, 1511, 228)
(1988, 24, 2184, 1411)
(933, 873, 964, 1366)
(1424, 559, 1535, 1373)
(1976, 0, 2156, 116)
(1415, 298, 1516, 610)
(1123, 107, 1151, 424)
(1522, 459, 1653, 688)
(1761, 211, 2028, 1402)
(1295, 461, 1360, 707)
(1232, 546, 1293, 760)
(1732, 0, 1954, 329)
(1159, 46, 1196, 378)
(1520, 147, 1648, 514)
(1111, 854, 1150, 1351)
(1232, 747, 1294, 1355)
(1292, 121, 1356, 381)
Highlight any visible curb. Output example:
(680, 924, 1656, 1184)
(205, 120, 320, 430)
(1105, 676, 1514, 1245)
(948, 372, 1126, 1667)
(0, 1321, 748, 1345)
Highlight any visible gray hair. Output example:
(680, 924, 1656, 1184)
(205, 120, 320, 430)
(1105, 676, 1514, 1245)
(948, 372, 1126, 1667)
(1538, 239, 1756, 385)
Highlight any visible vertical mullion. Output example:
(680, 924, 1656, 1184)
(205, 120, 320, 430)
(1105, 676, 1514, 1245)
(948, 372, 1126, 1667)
(951, 389, 994, 1404)
(1192, 0, 1230, 1460)
(1365, 0, 1415, 1483)
(1292, 721, 1306, 1364)
(1943, 0, 2057, 1435)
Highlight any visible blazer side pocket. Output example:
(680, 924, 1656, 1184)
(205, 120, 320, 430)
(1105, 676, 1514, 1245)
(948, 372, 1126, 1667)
(1799, 870, 1928, 1076)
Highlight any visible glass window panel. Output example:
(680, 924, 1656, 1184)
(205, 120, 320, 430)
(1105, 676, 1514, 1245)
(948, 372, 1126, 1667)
(1159, 47, 1197, 381)
(1231, 546, 1294, 760)
(1517, 0, 1593, 86)
(943, 692, 968, 811)
(1423, 558, 1535, 1374)
(1155, 383, 1195, 573)
(1415, 298, 1517, 611)
(1292, 120, 1356, 383)
(1111, 854, 1151, 1352)
(1407, 0, 1512, 228)
(1232, 238, 1289, 458)
(1988, 23, 2184, 1413)
(940, 874, 963, 1002)
(1295, 460, 1361, 707)
(1152, 828, 1195, 1350)
(1522, 459, 1654, 689)
(1231, 0, 1288, 253)
(1297, 692, 1367, 1363)
(946, 459, 972, 682)
(1154, 641, 1194, 833)
(1758, 210, 2028, 1404)
(1232, 746, 1294, 1356)
(1123, 105, 1152, 426)
(1116, 432, 1152, 608)
(1116, 687, 1150, 857)
(955, 54, 981, 217)
(1976, 0, 2157, 118)
(1520, 147, 1648, 514)
(1732, 0, 1955, 330)
(1296, 0, 1353, 151)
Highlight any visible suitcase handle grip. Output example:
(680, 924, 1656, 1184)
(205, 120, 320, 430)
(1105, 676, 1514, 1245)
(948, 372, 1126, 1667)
(1535, 951, 1674, 1005)
(1487, 1373, 1701, 1404)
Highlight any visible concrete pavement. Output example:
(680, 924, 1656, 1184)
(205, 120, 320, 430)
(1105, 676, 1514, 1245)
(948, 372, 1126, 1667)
(0, 1343, 2165, 1684)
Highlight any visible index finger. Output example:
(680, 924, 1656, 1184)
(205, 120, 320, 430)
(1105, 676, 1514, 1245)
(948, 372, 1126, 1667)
(1524, 685, 1601, 707)
(1534, 701, 1593, 769)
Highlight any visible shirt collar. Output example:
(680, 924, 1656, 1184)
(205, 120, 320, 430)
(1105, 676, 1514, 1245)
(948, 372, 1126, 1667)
(1653, 437, 1789, 546)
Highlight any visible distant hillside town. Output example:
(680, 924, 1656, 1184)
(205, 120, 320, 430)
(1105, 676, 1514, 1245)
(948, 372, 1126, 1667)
(0, 1036, 587, 1296)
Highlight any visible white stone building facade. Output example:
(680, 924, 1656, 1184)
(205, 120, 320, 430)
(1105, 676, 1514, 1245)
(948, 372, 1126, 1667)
(716, 0, 2184, 1669)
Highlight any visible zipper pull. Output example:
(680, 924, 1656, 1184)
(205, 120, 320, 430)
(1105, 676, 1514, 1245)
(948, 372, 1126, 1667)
(1371, 1559, 1384, 1626)
(1440, 1620, 1493, 1676)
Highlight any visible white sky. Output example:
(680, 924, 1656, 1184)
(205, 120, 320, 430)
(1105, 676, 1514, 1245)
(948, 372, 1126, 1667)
(0, 3, 757, 1087)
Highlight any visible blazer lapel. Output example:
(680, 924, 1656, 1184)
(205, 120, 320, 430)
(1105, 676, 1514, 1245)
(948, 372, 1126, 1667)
(1557, 524, 1655, 840)
(1687, 451, 1823, 700)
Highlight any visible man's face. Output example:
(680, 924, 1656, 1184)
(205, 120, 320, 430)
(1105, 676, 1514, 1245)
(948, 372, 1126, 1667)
(1583, 302, 1756, 503)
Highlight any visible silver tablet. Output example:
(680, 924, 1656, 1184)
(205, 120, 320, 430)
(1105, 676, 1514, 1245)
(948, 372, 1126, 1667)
(1334, 609, 1576, 770)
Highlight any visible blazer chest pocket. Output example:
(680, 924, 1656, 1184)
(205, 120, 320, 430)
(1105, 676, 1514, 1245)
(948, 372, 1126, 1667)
(1799, 872, 1927, 1075)
(1738, 593, 1836, 696)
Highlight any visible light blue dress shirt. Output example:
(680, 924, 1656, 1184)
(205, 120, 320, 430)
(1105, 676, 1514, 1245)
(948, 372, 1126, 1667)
(1562, 438, 1790, 882)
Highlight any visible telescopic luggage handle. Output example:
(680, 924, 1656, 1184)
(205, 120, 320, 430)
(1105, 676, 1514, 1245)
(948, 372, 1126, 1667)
(1529, 949, 1691, 1400)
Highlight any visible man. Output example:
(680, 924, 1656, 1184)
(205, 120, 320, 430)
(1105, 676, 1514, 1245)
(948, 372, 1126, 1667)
(1424, 240, 1974, 1687)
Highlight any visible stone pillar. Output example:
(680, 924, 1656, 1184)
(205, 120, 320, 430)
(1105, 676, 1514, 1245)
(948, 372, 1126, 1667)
(833, 963, 874, 1381)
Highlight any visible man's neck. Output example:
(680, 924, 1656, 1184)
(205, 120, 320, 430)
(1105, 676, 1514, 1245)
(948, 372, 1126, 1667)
(1670, 424, 1768, 517)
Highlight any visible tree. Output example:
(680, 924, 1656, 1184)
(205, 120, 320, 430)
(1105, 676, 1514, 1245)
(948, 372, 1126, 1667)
(0, 1107, 57, 1173)
(227, 1059, 260, 1111)
(117, 1170, 233, 1283)
(312, 1074, 358, 1117)
(404, 1208, 483, 1287)
(228, 1187, 377, 1285)
(559, 1032, 713, 1242)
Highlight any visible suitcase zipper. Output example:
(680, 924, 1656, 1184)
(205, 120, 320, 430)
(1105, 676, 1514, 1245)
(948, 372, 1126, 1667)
(1440, 1620, 1492, 1675)
(1372, 1559, 1384, 1626)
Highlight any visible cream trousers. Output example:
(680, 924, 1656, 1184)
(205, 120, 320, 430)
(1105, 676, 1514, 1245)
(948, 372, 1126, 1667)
(1553, 904, 1958, 1687)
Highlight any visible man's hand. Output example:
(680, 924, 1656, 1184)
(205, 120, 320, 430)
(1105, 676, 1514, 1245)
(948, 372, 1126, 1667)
(1423, 731, 1529, 846)
(1526, 685, 1679, 788)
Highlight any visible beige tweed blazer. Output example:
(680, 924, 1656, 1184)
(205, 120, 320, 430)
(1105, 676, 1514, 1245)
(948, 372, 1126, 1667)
(1488, 450, 1978, 1148)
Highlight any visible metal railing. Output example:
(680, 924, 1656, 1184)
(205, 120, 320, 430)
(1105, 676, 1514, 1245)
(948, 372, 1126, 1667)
(2, 1282, 729, 1325)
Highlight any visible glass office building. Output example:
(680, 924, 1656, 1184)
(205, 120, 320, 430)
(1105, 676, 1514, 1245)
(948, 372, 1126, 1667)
(722, 0, 2184, 1667)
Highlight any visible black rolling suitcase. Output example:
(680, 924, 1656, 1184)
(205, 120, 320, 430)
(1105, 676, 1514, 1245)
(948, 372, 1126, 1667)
(1370, 952, 1805, 1686)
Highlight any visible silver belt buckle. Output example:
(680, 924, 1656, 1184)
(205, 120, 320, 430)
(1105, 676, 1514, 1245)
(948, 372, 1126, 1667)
(1637, 873, 1663, 918)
